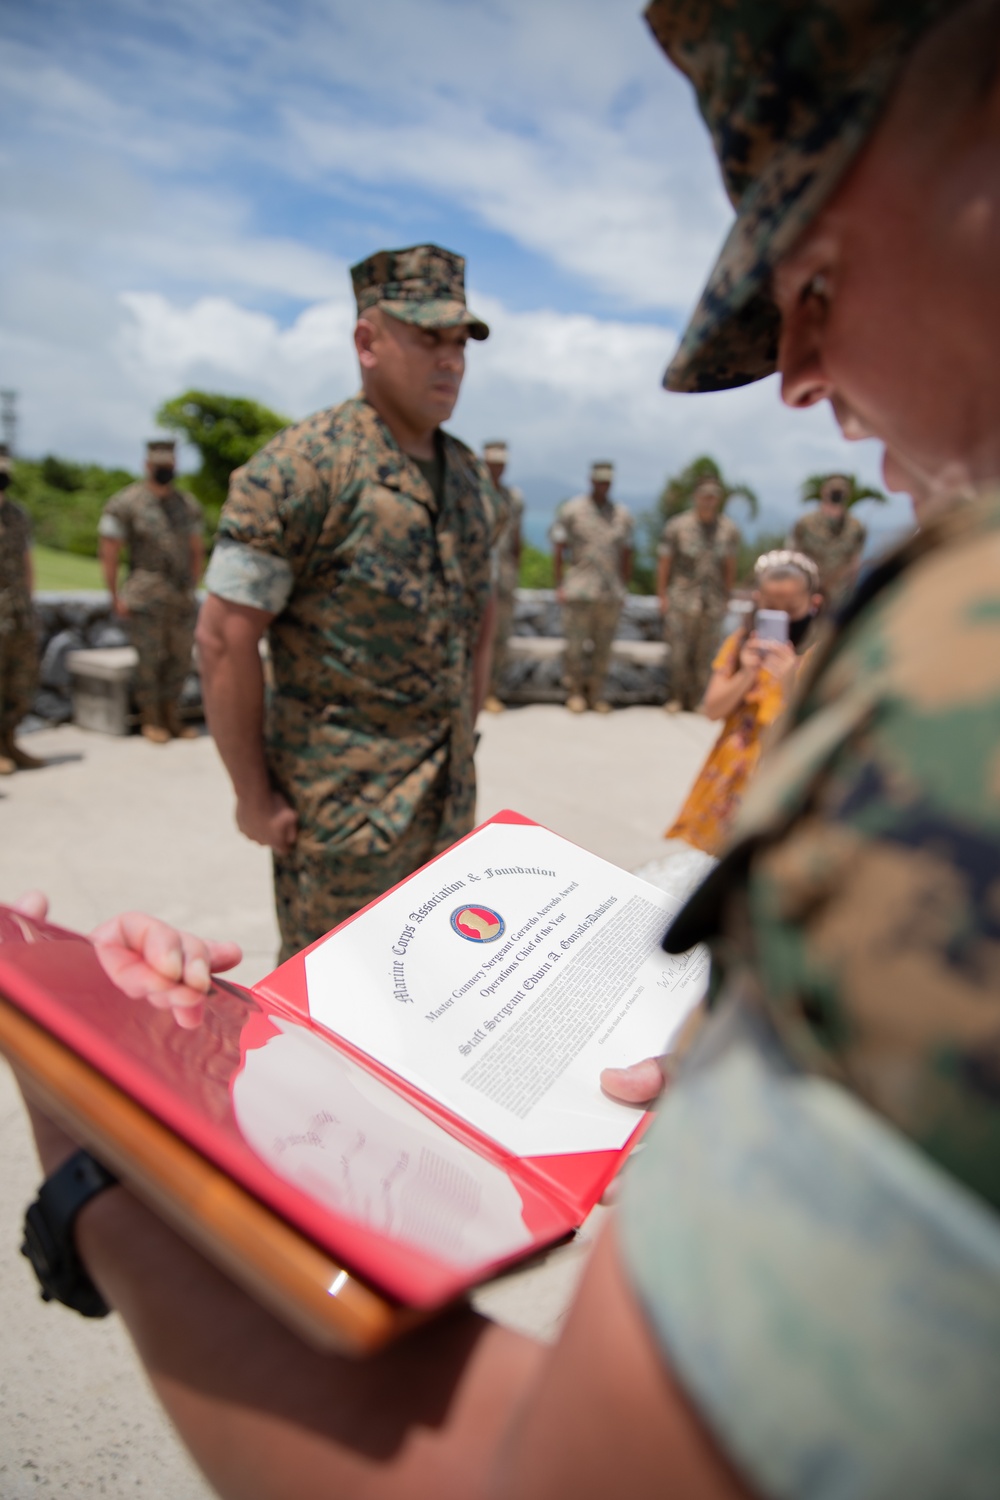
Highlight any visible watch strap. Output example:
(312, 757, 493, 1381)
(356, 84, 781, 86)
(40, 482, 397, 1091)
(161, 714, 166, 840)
(21, 1149, 118, 1317)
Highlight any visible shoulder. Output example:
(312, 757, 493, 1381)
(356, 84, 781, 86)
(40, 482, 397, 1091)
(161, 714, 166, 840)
(176, 488, 204, 520)
(228, 397, 363, 508)
(614, 503, 634, 529)
(103, 480, 144, 513)
(720, 514, 741, 541)
(847, 510, 867, 538)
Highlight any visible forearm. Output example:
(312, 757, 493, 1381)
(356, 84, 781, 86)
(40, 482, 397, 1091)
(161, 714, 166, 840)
(702, 667, 756, 720)
(198, 632, 271, 804)
(99, 539, 121, 601)
(656, 555, 671, 605)
(204, 653, 270, 803)
(473, 593, 498, 716)
(553, 546, 564, 590)
(74, 1185, 539, 1500)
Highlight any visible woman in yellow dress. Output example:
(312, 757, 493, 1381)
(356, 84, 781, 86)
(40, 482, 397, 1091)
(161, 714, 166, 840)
(665, 550, 823, 855)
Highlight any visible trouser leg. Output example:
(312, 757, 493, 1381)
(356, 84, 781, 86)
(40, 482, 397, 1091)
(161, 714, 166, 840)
(561, 600, 592, 698)
(586, 601, 621, 704)
(690, 608, 725, 708)
(128, 609, 166, 721)
(0, 627, 39, 736)
(272, 786, 451, 964)
(490, 588, 515, 698)
(667, 607, 700, 709)
(160, 603, 197, 727)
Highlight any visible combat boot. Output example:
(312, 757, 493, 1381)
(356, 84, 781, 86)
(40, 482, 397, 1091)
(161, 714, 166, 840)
(565, 694, 587, 713)
(0, 752, 15, 775)
(482, 695, 506, 714)
(164, 705, 199, 740)
(140, 710, 170, 745)
(4, 739, 45, 770)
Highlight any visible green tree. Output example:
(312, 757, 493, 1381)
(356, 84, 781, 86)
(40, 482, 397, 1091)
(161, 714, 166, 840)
(800, 472, 887, 508)
(156, 390, 291, 527)
(11, 457, 136, 557)
(518, 542, 555, 590)
(658, 454, 759, 522)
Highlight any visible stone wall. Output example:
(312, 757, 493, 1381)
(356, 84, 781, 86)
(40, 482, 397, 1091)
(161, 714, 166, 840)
(25, 588, 707, 726)
(26, 592, 202, 730)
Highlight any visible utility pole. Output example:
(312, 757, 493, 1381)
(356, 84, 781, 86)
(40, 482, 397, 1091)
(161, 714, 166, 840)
(0, 390, 17, 455)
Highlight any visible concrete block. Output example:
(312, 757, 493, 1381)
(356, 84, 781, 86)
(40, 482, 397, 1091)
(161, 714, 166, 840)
(66, 647, 137, 736)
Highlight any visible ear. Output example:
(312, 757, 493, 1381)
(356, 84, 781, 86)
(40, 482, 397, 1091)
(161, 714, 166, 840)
(354, 317, 378, 370)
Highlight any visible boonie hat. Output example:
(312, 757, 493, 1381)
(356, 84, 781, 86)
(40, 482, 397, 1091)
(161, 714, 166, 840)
(351, 244, 489, 341)
(644, 0, 952, 393)
(590, 461, 614, 483)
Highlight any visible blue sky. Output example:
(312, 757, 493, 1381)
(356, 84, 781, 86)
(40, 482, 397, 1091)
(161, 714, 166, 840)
(0, 0, 912, 544)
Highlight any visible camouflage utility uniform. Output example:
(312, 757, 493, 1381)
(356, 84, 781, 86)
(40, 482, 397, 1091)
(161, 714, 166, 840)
(659, 508, 740, 709)
(489, 484, 524, 700)
(790, 505, 867, 606)
(205, 394, 506, 962)
(550, 494, 633, 705)
(98, 482, 204, 725)
(625, 491, 1000, 1493)
(0, 497, 37, 740)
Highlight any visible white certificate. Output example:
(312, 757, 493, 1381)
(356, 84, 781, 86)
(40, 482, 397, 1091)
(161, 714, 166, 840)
(304, 822, 709, 1157)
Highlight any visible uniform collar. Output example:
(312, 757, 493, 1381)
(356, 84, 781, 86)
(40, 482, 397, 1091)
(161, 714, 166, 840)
(351, 392, 453, 517)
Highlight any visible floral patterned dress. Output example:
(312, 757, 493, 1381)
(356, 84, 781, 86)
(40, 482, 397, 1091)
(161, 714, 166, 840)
(665, 630, 797, 854)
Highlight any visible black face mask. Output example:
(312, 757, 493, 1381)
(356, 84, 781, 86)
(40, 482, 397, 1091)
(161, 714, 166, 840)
(151, 465, 175, 486)
(0, 472, 10, 491)
(788, 611, 816, 649)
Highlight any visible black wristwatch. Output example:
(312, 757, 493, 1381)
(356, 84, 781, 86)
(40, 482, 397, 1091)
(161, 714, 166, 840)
(21, 1149, 118, 1317)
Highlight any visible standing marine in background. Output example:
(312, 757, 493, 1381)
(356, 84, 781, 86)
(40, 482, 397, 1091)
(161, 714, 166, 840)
(788, 472, 867, 607)
(99, 440, 205, 745)
(551, 460, 633, 714)
(0, 444, 43, 775)
(658, 477, 741, 713)
(481, 440, 523, 714)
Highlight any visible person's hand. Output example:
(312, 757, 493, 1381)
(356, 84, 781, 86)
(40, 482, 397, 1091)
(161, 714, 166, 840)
(89, 912, 243, 1029)
(759, 639, 798, 683)
(657, 594, 668, 617)
(112, 597, 129, 620)
(235, 789, 298, 854)
(600, 1056, 669, 1105)
(738, 636, 765, 674)
(556, 586, 566, 606)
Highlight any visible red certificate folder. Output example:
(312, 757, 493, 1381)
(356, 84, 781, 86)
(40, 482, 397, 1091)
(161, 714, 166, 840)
(0, 812, 659, 1354)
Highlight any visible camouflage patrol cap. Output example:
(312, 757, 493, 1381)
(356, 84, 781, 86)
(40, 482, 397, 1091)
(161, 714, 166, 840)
(644, 0, 952, 393)
(351, 244, 489, 340)
(146, 439, 176, 460)
(483, 440, 508, 463)
(590, 461, 614, 483)
(0, 442, 10, 476)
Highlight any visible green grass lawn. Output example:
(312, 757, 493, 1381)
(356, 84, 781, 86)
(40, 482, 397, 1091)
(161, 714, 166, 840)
(32, 546, 105, 591)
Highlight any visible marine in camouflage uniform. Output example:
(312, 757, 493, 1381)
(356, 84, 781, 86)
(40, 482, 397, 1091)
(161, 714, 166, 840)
(658, 485, 741, 711)
(618, 2, 1000, 1494)
(203, 246, 504, 962)
(789, 475, 867, 606)
(550, 460, 633, 712)
(0, 445, 42, 774)
(99, 439, 204, 743)
(481, 440, 523, 713)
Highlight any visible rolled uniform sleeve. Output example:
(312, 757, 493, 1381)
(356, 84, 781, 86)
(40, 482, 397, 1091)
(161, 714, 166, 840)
(619, 999, 1000, 1500)
(204, 445, 327, 616)
(97, 498, 127, 542)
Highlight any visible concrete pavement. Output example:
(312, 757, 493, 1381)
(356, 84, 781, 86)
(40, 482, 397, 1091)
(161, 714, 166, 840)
(0, 704, 717, 1498)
